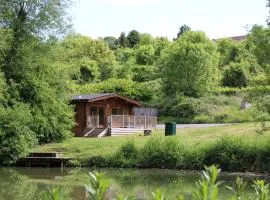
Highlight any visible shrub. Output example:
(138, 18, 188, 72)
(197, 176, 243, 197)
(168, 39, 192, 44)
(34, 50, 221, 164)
(203, 137, 254, 171)
(139, 137, 184, 168)
(88, 156, 108, 167)
(222, 63, 249, 88)
(108, 141, 139, 168)
(0, 104, 37, 164)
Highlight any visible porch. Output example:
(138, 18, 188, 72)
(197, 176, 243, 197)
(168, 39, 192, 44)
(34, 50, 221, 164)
(87, 115, 157, 130)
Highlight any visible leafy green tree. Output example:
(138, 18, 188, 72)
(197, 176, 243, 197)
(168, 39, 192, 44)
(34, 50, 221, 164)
(73, 78, 154, 102)
(116, 32, 129, 48)
(103, 36, 117, 50)
(139, 33, 155, 45)
(246, 25, 270, 68)
(115, 48, 135, 64)
(127, 30, 140, 48)
(154, 37, 171, 57)
(61, 34, 116, 81)
(132, 65, 156, 82)
(222, 62, 249, 88)
(217, 38, 240, 67)
(135, 45, 155, 65)
(159, 31, 219, 97)
(0, 0, 75, 161)
(174, 24, 191, 40)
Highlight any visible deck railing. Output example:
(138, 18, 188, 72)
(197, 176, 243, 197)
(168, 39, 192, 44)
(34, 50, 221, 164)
(108, 115, 157, 130)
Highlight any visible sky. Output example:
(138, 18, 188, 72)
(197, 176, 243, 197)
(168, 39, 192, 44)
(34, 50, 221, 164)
(71, 0, 269, 40)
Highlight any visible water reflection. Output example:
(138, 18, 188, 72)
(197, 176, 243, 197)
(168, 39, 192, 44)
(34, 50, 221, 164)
(0, 167, 269, 200)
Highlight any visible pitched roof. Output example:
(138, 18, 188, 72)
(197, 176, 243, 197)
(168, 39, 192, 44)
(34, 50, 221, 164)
(213, 35, 248, 42)
(71, 93, 141, 106)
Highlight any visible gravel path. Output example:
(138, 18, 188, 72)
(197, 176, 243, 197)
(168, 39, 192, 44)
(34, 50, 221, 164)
(156, 123, 230, 129)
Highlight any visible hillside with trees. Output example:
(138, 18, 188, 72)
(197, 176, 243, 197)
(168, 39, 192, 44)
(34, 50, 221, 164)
(0, 0, 270, 163)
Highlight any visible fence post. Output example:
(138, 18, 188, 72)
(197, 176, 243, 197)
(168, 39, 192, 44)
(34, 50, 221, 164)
(144, 116, 146, 130)
(97, 114, 99, 128)
(134, 115, 136, 128)
(110, 116, 113, 128)
(122, 115, 125, 128)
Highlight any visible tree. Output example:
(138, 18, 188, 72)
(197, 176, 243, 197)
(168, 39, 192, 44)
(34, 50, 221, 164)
(132, 65, 156, 82)
(154, 37, 171, 57)
(116, 32, 129, 48)
(246, 25, 270, 68)
(217, 38, 240, 67)
(103, 36, 117, 50)
(1, 0, 72, 82)
(61, 34, 116, 81)
(159, 31, 219, 97)
(135, 45, 155, 65)
(127, 30, 140, 48)
(139, 33, 155, 45)
(222, 62, 249, 88)
(174, 24, 191, 40)
(0, 0, 74, 161)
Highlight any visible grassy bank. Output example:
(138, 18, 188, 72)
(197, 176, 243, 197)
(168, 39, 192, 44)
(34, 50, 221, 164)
(34, 123, 270, 172)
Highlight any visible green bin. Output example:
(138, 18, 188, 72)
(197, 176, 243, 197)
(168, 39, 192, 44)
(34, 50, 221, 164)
(165, 122, 176, 136)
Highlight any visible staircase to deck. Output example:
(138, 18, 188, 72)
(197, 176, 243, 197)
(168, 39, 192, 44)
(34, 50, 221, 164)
(84, 128, 108, 137)
(110, 128, 144, 137)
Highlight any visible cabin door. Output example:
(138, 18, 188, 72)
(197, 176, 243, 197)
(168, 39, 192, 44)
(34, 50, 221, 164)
(90, 107, 105, 128)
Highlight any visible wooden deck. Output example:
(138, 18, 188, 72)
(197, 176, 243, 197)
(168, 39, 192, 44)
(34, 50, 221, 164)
(16, 152, 72, 167)
(108, 115, 157, 129)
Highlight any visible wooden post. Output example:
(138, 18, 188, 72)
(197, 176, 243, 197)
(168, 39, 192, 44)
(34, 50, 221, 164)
(111, 115, 113, 128)
(144, 116, 146, 130)
(122, 115, 125, 128)
(134, 115, 136, 128)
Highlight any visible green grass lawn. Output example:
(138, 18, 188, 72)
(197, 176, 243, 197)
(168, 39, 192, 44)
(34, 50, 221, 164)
(34, 123, 270, 162)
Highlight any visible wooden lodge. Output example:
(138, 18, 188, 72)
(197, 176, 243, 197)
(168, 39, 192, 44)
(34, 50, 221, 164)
(71, 93, 157, 137)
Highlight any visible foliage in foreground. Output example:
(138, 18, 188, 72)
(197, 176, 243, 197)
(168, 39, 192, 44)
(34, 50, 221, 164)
(41, 166, 270, 200)
(88, 136, 270, 173)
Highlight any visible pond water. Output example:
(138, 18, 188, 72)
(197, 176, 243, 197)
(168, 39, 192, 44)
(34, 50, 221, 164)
(0, 167, 269, 200)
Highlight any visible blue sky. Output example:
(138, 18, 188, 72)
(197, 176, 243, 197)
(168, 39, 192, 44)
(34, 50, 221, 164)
(71, 0, 269, 40)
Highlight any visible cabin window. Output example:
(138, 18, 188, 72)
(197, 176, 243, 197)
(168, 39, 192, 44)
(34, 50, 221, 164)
(112, 108, 124, 115)
(90, 107, 98, 115)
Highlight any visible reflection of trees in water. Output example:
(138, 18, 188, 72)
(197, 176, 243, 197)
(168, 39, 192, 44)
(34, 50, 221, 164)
(0, 168, 265, 200)
(101, 169, 200, 199)
(0, 168, 78, 200)
(0, 168, 38, 200)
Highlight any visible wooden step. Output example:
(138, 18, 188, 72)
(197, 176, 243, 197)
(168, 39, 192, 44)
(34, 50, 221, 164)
(85, 128, 106, 137)
(111, 128, 144, 136)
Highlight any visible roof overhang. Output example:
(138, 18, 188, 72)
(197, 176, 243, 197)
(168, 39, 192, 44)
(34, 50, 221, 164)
(71, 93, 141, 107)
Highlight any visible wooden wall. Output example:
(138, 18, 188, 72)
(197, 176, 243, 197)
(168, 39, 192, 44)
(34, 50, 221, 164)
(72, 101, 87, 136)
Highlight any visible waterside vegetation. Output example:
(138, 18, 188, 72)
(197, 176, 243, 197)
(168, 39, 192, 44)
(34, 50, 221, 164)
(35, 123, 270, 172)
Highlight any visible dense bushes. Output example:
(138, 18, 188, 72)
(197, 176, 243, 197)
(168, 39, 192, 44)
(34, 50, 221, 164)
(0, 104, 37, 164)
(139, 137, 184, 168)
(88, 136, 270, 173)
(157, 94, 254, 123)
(222, 63, 249, 88)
